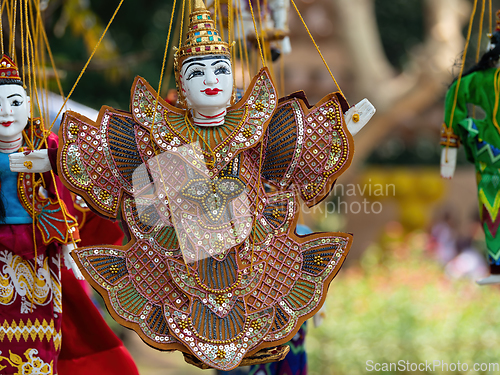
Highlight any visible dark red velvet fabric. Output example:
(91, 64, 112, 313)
(0, 223, 48, 258)
(58, 268, 139, 375)
(78, 210, 125, 247)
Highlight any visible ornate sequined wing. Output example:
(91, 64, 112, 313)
(259, 229, 351, 348)
(58, 108, 152, 218)
(241, 189, 352, 351)
(71, 194, 186, 352)
(130, 75, 185, 146)
(130, 68, 277, 174)
(262, 91, 354, 207)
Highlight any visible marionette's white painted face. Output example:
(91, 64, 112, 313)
(0, 84, 30, 141)
(180, 55, 233, 113)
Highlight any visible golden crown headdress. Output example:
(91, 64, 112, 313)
(174, 0, 232, 106)
(0, 55, 22, 84)
(176, 0, 230, 63)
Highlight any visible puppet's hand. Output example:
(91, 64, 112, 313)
(477, 275, 500, 285)
(63, 243, 85, 280)
(440, 147, 457, 179)
(344, 99, 376, 136)
(9, 149, 51, 173)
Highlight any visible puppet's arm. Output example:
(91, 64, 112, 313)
(440, 74, 476, 179)
(9, 149, 52, 173)
(62, 243, 84, 280)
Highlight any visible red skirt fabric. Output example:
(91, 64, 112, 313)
(77, 211, 125, 248)
(0, 224, 48, 260)
(58, 268, 139, 375)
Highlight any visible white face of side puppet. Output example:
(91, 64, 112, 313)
(180, 56, 233, 114)
(0, 84, 30, 141)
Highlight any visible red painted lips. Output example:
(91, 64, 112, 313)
(201, 88, 222, 95)
(1, 121, 12, 127)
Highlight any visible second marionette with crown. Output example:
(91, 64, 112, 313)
(11, 0, 375, 370)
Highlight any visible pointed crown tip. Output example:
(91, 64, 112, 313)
(194, 0, 206, 10)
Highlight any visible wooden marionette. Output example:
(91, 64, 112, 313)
(0, 54, 83, 374)
(441, 11, 500, 285)
(13, 0, 375, 370)
(0, 0, 144, 371)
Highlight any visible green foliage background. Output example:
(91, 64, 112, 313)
(46, 0, 179, 110)
(43, 0, 431, 111)
(307, 234, 500, 375)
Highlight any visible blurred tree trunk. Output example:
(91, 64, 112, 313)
(329, 0, 470, 178)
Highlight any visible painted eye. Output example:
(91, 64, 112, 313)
(215, 66, 230, 75)
(187, 70, 204, 80)
(11, 100, 23, 107)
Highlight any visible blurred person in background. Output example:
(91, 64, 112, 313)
(429, 210, 458, 266)
(445, 212, 489, 280)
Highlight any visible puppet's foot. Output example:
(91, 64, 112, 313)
(476, 275, 500, 285)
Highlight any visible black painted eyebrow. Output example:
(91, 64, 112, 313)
(183, 62, 206, 73)
(7, 94, 22, 98)
(183, 55, 230, 64)
(212, 60, 230, 67)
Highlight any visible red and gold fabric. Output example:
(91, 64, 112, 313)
(0, 246, 62, 375)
